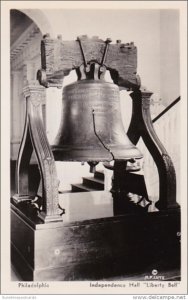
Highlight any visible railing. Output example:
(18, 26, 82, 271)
(152, 96, 180, 123)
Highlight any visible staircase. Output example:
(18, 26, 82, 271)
(71, 170, 105, 193)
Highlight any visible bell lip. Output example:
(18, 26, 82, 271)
(52, 146, 113, 162)
(52, 149, 142, 162)
(107, 145, 143, 160)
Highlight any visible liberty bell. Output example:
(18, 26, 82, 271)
(52, 60, 142, 171)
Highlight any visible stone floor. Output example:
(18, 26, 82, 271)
(11, 264, 180, 282)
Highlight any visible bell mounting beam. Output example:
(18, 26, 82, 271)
(12, 82, 62, 223)
(37, 34, 141, 89)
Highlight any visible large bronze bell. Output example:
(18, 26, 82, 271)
(52, 78, 142, 164)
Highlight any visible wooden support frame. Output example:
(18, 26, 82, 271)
(12, 37, 180, 220)
(12, 82, 62, 223)
(36, 35, 179, 213)
(127, 88, 179, 210)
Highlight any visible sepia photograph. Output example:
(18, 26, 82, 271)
(1, 0, 187, 296)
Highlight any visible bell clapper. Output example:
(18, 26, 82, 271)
(88, 161, 99, 173)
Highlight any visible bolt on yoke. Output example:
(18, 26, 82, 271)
(76, 36, 112, 80)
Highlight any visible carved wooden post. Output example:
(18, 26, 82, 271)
(13, 82, 62, 223)
(127, 88, 179, 210)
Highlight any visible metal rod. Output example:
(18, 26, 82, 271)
(101, 38, 112, 66)
(77, 37, 87, 68)
(152, 96, 180, 123)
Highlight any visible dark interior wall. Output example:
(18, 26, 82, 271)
(10, 9, 33, 45)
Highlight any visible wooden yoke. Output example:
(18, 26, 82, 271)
(37, 34, 141, 89)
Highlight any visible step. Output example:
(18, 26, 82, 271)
(71, 184, 96, 193)
(94, 170, 104, 180)
(82, 177, 104, 190)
